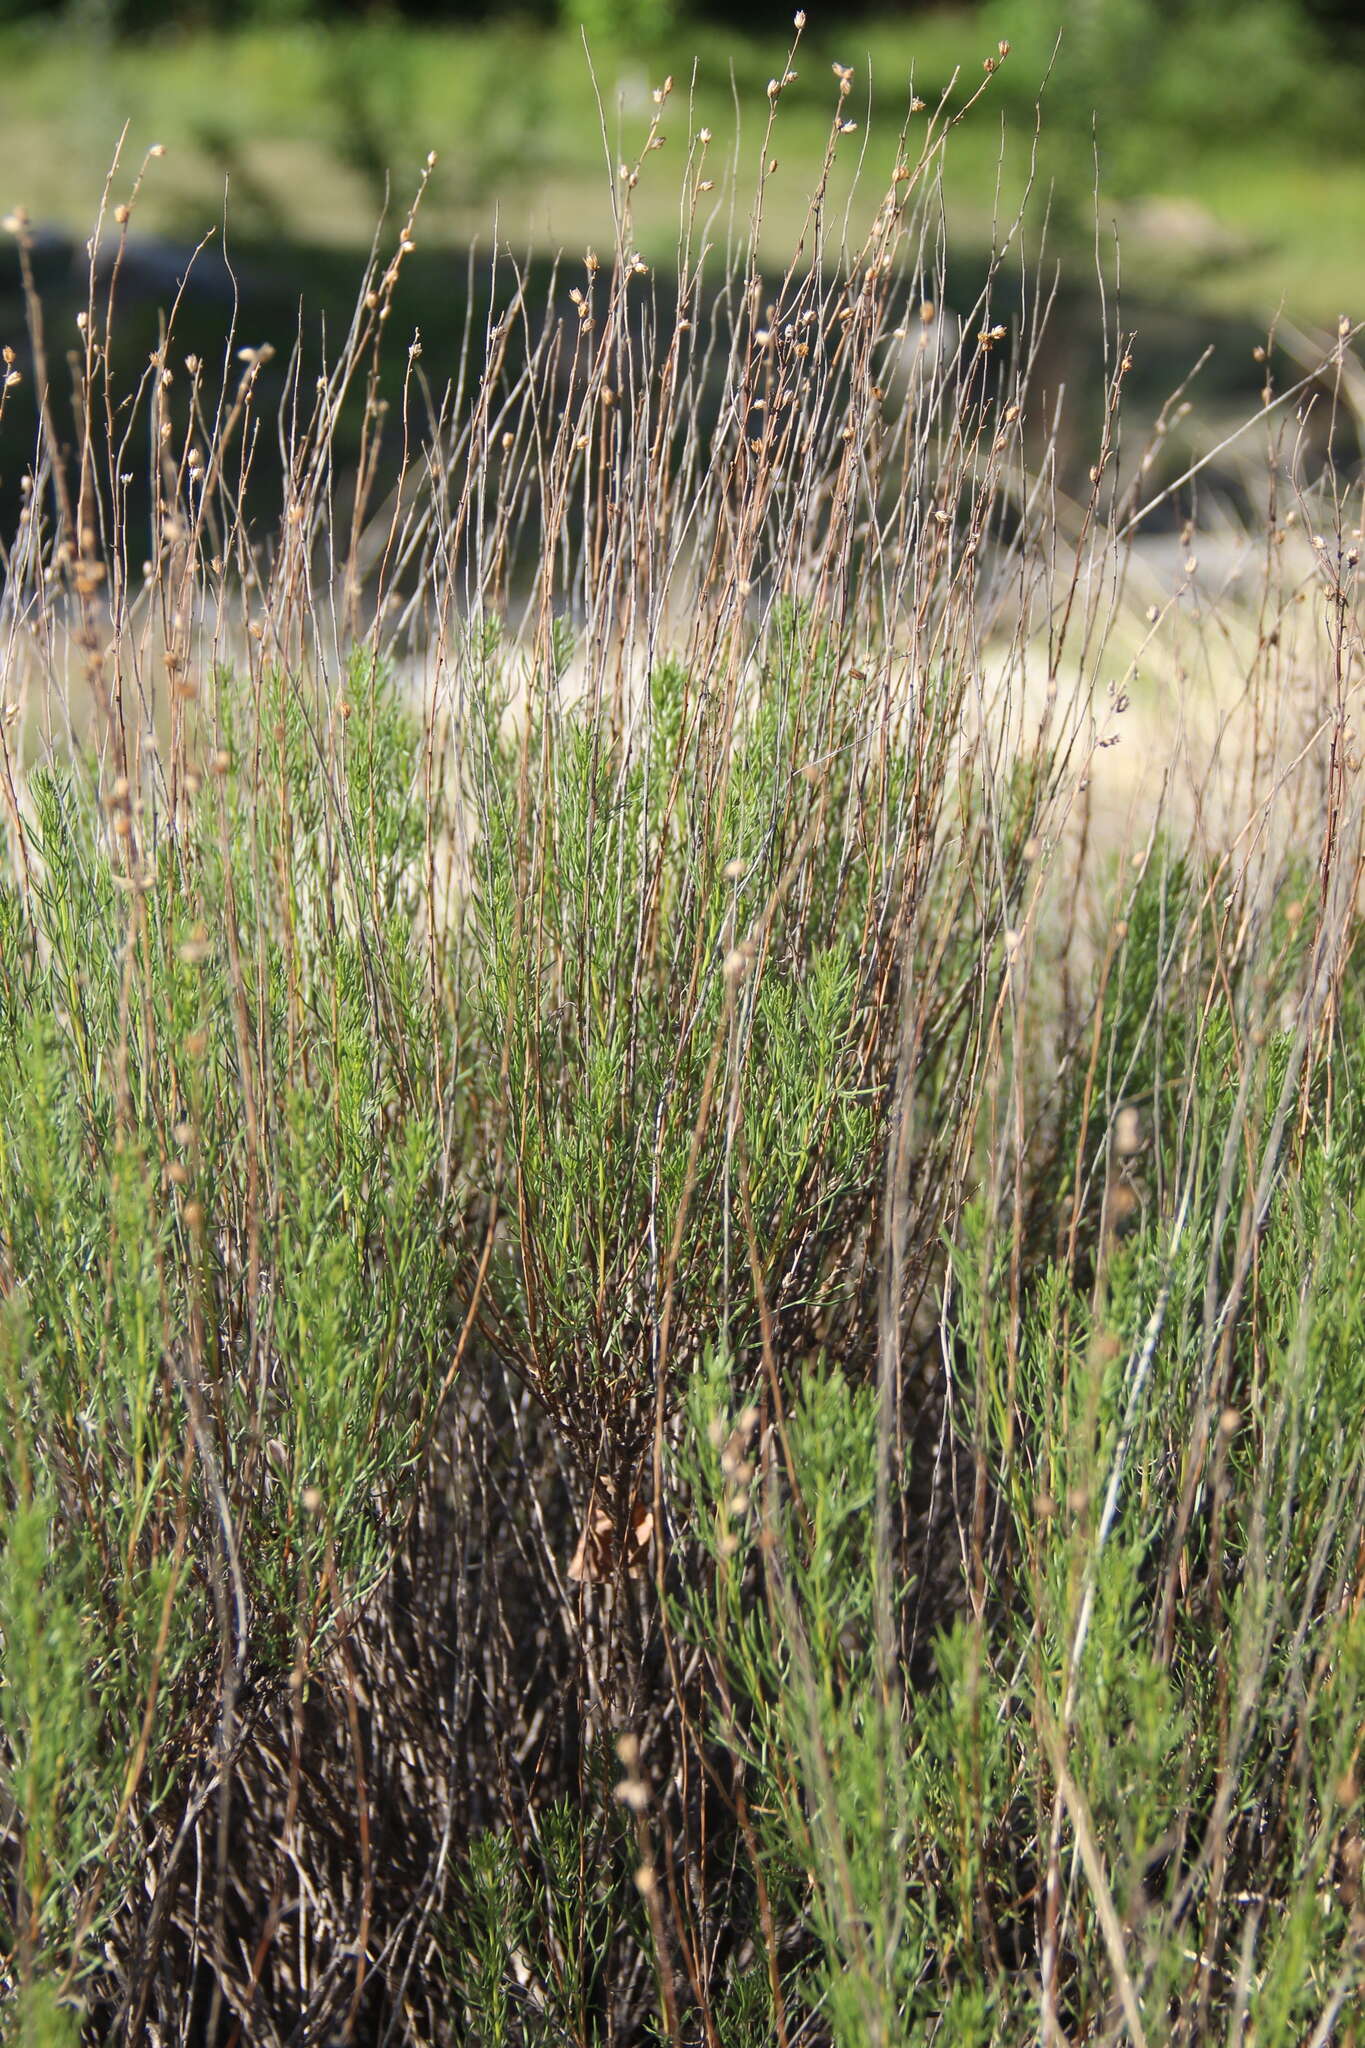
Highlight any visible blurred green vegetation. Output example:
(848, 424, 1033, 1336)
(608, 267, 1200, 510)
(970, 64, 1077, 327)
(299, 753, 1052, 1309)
(0, 1, 1361, 328)
(2, 0, 1364, 48)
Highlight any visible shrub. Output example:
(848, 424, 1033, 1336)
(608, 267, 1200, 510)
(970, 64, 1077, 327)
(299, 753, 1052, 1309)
(0, 27, 1363, 2044)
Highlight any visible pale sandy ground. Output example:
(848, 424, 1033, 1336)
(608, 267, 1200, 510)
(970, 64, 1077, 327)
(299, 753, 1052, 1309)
(980, 523, 1362, 871)
(2, 524, 1360, 973)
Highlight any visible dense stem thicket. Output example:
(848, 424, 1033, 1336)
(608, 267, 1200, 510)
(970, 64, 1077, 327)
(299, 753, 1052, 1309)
(1, 36, 1363, 2047)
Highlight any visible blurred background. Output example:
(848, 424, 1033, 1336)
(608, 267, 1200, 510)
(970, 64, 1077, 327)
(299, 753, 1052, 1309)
(1, 0, 1362, 523)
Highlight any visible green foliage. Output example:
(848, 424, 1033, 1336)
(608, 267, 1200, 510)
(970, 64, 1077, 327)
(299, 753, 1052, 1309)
(6, 631, 1365, 2040)
(3, 79, 1365, 2038)
(982, 0, 1353, 188)
(643, 825, 1365, 2040)
(0, 653, 456, 2004)
(674, 1349, 921, 2037)
(462, 628, 881, 1453)
(560, 0, 677, 47)
(443, 1799, 630, 2047)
